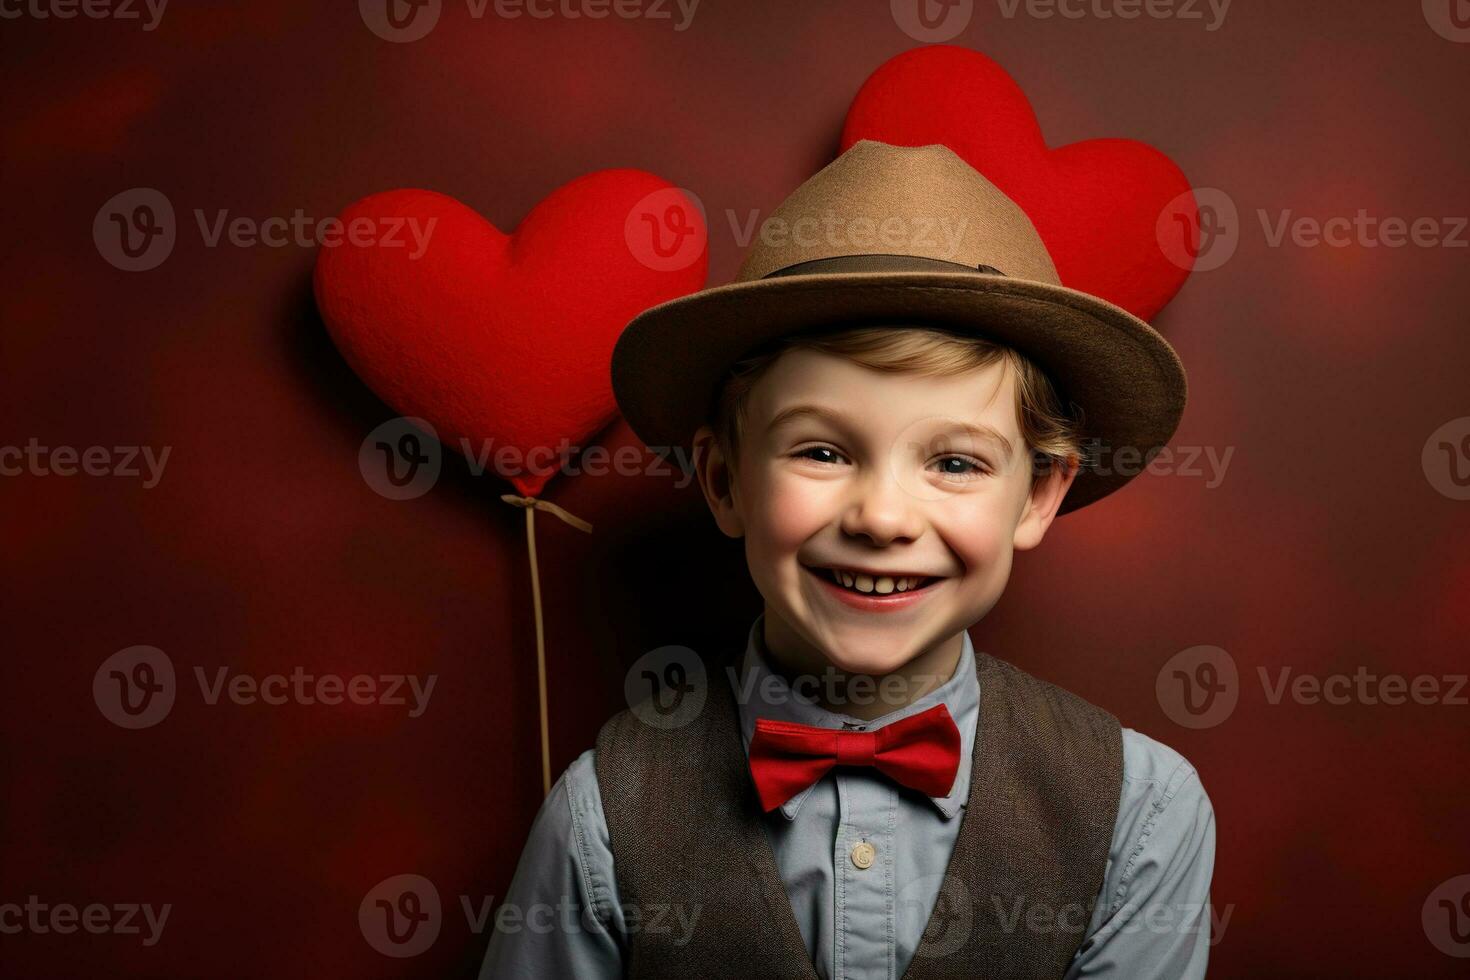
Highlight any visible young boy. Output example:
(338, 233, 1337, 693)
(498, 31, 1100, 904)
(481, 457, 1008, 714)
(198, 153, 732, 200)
(480, 140, 1214, 979)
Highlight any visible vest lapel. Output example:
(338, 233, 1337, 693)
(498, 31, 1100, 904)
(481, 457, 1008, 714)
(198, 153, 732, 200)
(902, 652, 1000, 978)
(706, 660, 822, 978)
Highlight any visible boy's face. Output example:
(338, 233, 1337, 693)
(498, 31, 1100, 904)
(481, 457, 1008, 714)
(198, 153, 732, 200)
(694, 346, 1077, 680)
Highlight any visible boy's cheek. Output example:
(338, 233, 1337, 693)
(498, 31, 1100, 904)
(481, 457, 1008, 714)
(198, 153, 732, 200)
(752, 478, 841, 542)
(932, 506, 1010, 567)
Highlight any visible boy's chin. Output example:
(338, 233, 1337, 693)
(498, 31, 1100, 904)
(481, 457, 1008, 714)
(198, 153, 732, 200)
(814, 646, 915, 680)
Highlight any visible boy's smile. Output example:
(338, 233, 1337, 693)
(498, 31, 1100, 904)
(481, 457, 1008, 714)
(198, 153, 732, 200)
(694, 345, 1076, 718)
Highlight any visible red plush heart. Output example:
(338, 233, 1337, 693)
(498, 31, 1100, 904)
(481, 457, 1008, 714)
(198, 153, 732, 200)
(314, 173, 707, 498)
(842, 45, 1195, 322)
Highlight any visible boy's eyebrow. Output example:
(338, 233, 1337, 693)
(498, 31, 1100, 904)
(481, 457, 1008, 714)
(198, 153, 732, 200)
(766, 404, 1015, 462)
(766, 403, 849, 434)
(932, 421, 1015, 463)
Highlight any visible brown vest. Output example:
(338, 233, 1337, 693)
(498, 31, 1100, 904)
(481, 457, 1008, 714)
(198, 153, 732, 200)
(594, 648, 1122, 979)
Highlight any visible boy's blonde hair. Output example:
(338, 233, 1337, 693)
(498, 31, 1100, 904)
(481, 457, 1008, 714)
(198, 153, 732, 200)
(709, 325, 1084, 482)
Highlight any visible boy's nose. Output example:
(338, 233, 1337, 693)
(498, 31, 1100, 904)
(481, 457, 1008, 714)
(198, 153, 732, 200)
(837, 471, 926, 546)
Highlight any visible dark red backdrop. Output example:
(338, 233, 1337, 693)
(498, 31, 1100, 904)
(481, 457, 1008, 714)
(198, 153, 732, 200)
(4, 1, 1468, 977)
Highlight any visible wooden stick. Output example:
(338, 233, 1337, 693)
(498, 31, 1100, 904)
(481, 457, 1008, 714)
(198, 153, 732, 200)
(500, 493, 593, 797)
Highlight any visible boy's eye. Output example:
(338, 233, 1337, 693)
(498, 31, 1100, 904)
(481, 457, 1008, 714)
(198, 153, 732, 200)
(934, 455, 988, 479)
(793, 447, 989, 479)
(794, 446, 845, 465)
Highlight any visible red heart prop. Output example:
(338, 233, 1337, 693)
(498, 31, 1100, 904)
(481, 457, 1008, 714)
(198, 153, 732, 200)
(314, 173, 707, 498)
(842, 45, 1195, 322)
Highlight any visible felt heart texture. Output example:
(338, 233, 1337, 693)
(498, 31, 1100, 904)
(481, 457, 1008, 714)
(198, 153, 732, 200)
(842, 45, 1195, 322)
(314, 174, 708, 498)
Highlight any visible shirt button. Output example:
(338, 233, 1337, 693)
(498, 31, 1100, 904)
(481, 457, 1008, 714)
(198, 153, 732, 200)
(850, 840, 876, 870)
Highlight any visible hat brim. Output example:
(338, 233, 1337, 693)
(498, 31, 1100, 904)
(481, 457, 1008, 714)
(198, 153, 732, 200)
(611, 271, 1186, 513)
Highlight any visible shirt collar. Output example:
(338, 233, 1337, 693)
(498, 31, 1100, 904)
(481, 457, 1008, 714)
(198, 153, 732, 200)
(731, 612, 978, 822)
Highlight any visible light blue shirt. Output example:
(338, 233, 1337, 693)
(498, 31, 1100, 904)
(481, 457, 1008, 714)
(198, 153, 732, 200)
(481, 616, 1216, 978)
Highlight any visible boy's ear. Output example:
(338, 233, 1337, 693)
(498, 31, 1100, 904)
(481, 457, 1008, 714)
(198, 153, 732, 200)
(692, 424, 745, 539)
(1012, 454, 1079, 551)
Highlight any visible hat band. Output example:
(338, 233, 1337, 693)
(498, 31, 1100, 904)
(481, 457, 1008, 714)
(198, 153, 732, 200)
(761, 254, 1007, 279)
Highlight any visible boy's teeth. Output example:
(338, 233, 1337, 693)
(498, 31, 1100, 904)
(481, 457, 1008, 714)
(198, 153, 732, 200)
(827, 568, 924, 595)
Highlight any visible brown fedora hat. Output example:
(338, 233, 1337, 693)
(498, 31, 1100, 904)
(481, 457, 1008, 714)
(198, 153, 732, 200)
(611, 140, 1187, 513)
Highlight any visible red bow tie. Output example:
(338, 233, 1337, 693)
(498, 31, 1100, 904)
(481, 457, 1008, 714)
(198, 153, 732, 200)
(747, 703, 962, 812)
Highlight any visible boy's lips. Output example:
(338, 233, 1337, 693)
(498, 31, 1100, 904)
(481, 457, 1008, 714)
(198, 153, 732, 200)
(800, 562, 944, 612)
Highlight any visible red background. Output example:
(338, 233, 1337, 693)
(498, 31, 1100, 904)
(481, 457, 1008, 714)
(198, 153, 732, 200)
(3, 1, 1469, 977)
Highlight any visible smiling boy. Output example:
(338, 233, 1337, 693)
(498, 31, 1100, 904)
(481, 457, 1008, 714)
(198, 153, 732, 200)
(481, 140, 1214, 979)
